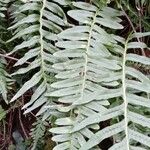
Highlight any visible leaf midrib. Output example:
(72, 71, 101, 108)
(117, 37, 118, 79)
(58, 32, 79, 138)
(80, 10, 99, 100)
(39, 0, 47, 85)
(122, 38, 130, 150)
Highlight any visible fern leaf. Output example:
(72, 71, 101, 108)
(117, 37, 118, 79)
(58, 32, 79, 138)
(30, 118, 48, 149)
(0, 59, 13, 103)
(49, 1, 124, 149)
(9, 0, 68, 114)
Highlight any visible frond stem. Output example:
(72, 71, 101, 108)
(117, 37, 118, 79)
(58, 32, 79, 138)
(81, 10, 99, 99)
(39, 0, 47, 83)
(122, 36, 130, 150)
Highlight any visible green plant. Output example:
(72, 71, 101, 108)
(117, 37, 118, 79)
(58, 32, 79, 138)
(0, 0, 150, 149)
(0, 105, 6, 121)
(30, 118, 48, 149)
(0, 59, 12, 103)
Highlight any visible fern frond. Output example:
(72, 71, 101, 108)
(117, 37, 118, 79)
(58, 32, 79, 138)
(9, 0, 68, 114)
(30, 118, 48, 149)
(49, 2, 124, 149)
(0, 58, 13, 103)
(0, 0, 14, 103)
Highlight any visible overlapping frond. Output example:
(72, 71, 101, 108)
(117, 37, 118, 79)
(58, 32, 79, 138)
(0, 1, 13, 103)
(9, 0, 68, 114)
(48, 2, 125, 149)
(49, 1, 150, 150)
(0, 0, 9, 44)
(0, 59, 13, 103)
(30, 118, 48, 149)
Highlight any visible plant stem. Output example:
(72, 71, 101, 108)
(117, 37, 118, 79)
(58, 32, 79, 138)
(19, 108, 28, 139)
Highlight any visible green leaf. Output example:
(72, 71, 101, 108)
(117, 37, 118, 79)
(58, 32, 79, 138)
(50, 126, 71, 134)
(126, 54, 150, 65)
(10, 71, 42, 102)
(53, 142, 70, 150)
(8, 14, 39, 30)
(127, 42, 147, 49)
(0, 106, 7, 121)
